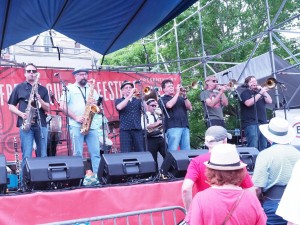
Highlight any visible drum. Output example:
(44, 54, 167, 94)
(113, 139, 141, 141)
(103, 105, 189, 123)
(47, 115, 62, 132)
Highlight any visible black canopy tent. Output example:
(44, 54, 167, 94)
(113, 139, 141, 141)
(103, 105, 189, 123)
(216, 52, 300, 109)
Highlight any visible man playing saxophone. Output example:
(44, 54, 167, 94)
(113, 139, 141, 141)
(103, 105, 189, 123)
(59, 66, 100, 173)
(8, 63, 50, 188)
(145, 98, 166, 172)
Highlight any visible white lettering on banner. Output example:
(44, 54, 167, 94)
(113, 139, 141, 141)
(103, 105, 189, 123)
(0, 83, 17, 106)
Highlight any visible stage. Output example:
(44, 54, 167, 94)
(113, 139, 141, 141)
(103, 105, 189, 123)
(0, 180, 184, 225)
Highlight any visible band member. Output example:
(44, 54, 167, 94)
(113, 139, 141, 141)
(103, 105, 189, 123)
(200, 75, 228, 127)
(115, 80, 144, 152)
(59, 66, 100, 173)
(160, 79, 192, 151)
(240, 76, 272, 151)
(145, 98, 166, 171)
(8, 63, 50, 185)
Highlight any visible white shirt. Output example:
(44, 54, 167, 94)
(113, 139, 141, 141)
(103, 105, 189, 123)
(276, 160, 300, 225)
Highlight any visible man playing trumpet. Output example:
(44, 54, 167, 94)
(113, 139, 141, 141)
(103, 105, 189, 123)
(200, 75, 228, 128)
(115, 80, 144, 152)
(240, 76, 272, 151)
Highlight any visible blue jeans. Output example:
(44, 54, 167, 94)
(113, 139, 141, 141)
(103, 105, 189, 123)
(244, 124, 267, 151)
(263, 199, 287, 225)
(20, 126, 48, 183)
(166, 127, 190, 151)
(69, 126, 100, 173)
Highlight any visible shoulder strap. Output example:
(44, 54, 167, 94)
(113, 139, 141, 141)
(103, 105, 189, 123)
(221, 190, 245, 225)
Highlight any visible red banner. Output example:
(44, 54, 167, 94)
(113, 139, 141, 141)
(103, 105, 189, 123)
(0, 66, 180, 161)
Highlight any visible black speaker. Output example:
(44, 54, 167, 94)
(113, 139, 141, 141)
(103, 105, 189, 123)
(0, 155, 7, 194)
(161, 150, 209, 178)
(237, 147, 259, 174)
(98, 152, 156, 184)
(24, 156, 85, 191)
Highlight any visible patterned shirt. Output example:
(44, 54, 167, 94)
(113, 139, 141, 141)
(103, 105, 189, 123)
(115, 97, 142, 130)
(252, 144, 300, 192)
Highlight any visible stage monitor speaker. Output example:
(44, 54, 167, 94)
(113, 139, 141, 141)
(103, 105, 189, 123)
(161, 150, 209, 178)
(98, 152, 156, 184)
(24, 156, 84, 191)
(0, 155, 7, 194)
(237, 147, 259, 174)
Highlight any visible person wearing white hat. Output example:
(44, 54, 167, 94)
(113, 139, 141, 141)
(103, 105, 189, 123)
(252, 117, 300, 225)
(276, 159, 300, 225)
(188, 143, 266, 225)
(60, 66, 101, 173)
(181, 126, 254, 224)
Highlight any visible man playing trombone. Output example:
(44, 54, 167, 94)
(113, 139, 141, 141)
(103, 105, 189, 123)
(200, 75, 228, 128)
(240, 76, 272, 151)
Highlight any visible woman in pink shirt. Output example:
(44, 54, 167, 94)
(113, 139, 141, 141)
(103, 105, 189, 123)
(189, 144, 266, 225)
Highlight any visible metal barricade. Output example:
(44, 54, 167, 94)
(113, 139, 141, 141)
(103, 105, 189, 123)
(41, 206, 186, 225)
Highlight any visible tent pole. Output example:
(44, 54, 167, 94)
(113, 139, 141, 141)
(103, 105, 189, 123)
(197, 1, 207, 79)
(265, 0, 280, 109)
(173, 19, 181, 75)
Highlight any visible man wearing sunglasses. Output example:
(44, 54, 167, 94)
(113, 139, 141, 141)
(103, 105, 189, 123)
(8, 63, 50, 189)
(145, 98, 166, 171)
(200, 75, 228, 128)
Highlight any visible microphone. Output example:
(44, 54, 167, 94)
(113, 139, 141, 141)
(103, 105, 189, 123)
(54, 72, 59, 77)
(222, 71, 230, 76)
(97, 95, 103, 106)
(198, 81, 204, 91)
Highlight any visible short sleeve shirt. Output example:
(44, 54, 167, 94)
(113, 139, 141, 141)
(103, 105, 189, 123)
(60, 83, 99, 129)
(8, 81, 50, 127)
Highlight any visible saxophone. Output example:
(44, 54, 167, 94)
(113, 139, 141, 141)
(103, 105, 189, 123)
(21, 73, 40, 131)
(80, 79, 101, 135)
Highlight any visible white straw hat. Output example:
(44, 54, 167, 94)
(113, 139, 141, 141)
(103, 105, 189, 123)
(259, 117, 296, 144)
(204, 144, 246, 170)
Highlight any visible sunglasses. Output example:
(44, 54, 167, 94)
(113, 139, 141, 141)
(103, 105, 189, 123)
(149, 105, 157, 107)
(211, 80, 218, 83)
(26, 70, 37, 73)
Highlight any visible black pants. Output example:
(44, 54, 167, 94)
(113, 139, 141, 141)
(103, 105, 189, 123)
(206, 119, 225, 128)
(147, 136, 166, 172)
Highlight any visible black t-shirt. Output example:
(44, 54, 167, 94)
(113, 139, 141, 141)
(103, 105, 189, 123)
(160, 95, 189, 130)
(240, 89, 267, 128)
(7, 81, 50, 127)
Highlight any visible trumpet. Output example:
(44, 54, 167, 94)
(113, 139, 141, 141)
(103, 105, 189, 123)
(180, 81, 199, 93)
(263, 78, 276, 89)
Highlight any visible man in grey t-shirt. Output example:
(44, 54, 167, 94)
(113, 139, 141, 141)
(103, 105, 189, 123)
(200, 75, 228, 127)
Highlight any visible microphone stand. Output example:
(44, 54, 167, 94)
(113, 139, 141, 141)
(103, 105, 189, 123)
(251, 90, 260, 150)
(56, 75, 71, 156)
(135, 81, 148, 152)
(199, 82, 211, 127)
(99, 104, 108, 154)
(279, 84, 288, 120)
(154, 88, 168, 151)
(33, 93, 44, 157)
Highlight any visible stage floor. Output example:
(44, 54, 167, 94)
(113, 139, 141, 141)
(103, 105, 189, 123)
(0, 180, 184, 225)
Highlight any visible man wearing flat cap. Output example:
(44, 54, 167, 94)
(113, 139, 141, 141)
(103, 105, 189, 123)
(182, 126, 254, 224)
(60, 66, 101, 173)
(115, 80, 144, 152)
(252, 117, 300, 225)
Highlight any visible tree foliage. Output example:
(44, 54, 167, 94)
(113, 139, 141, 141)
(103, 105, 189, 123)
(103, 0, 299, 148)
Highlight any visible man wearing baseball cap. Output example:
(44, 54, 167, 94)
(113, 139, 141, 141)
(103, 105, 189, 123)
(252, 117, 300, 225)
(181, 126, 254, 224)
